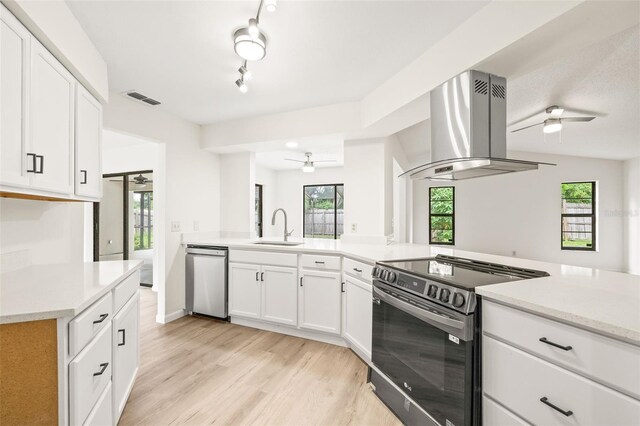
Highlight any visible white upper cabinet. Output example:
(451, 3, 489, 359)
(0, 5, 102, 200)
(75, 84, 102, 198)
(299, 270, 342, 334)
(29, 38, 75, 195)
(0, 5, 30, 187)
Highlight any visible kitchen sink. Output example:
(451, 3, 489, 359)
(252, 241, 304, 246)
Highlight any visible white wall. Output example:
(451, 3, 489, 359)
(623, 157, 640, 274)
(0, 198, 85, 272)
(219, 152, 255, 238)
(412, 151, 626, 271)
(103, 92, 220, 322)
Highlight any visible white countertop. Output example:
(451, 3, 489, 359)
(183, 235, 640, 345)
(0, 260, 143, 324)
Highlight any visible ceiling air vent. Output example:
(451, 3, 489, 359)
(122, 90, 161, 106)
(492, 84, 506, 99)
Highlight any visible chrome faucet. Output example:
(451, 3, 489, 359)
(272, 208, 294, 241)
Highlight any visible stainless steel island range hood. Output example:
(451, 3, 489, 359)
(402, 70, 553, 180)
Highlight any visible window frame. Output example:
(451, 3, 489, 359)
(561, 181, 596, 251)
(133, 190, 153, 251)
(302, 183, 344, 239)
(255, 184, 263, 238)
(429, 186, 455, 246)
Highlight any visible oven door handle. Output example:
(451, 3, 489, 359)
(373, 286, 464, 330)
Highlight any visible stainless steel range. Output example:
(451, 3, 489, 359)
(370, 254, 548, 426)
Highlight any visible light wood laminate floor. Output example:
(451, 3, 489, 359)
(119, 288, 400, 425)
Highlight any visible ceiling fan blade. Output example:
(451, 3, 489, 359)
(285, 158, 305, 163)
(510, 122, 544, 133)
(313, 160, 337, 163)
(561, 116, 596, 122)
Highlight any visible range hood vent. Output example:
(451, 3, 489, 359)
(402, 70, 553, 181)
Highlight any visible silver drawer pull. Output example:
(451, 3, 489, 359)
(314, 261, 325, 264)
(92, 313, 108, 324)
(93, 362, 109, 377)
(353, 268, 362, 273)
(540, 397, 573, 417)
(539, 337, 572, 351)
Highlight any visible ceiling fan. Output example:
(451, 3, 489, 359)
(285, 152, 336, 173)
(108, 174, 153, 186)
(511, 105, 596, 134)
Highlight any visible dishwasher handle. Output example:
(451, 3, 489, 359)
(186, 248, 227, 257)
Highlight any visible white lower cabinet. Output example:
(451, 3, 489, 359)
(229, 261, 298, 325)
(112, 293, 139, 423)
(229, 262, 262, 319)
(69, 323, 112, 426)
(299, 270, 342, 334)
(482, 301, 640, 426)
(83, 382, 112, 426)
(342, 275, 372, 361)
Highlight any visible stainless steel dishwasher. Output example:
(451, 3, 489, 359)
(185, 245, 228, 319)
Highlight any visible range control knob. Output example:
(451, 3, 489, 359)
(452, 292, 466, 308)
(427, 284, 438, 298)
(439, 288, 451, 303)
(380, 270, 388, 281)
(372, 267, 379, 278)
(387, 272, 397, 283)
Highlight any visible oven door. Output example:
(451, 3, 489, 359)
(372, 282, 475, 426)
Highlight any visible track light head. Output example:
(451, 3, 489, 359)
(235, 78, 248, 93)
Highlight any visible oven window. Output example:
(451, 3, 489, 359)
(373, 294, 473, 426)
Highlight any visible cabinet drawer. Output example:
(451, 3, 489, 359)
(483, 396, 530, 426)
(343, 257, 373, 282)
(69, 292, 113, 358)
(230, 249, 297, 267)
(83, 381, 112, 426)
(113, 270, 139, 314)
(70, 323, 112, 426)
(483, 336, 640, 426)
(300, 254, 340, 271)
(483, 301, 640, 398)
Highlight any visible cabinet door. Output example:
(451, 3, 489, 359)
(75, 84, 102, 198)
(261, 265, 297, 326)
(299, 270, 342, 334)
(343, 276, 372, 361)
(0, 6, 30, 187)
(229, 262, 261, 319)
(112, 293, 139, 423)
(29, 38, 74, 194)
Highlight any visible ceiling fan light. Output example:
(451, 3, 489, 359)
(235, 78, 248, 93)
(234, 28, 267, 61)
(264, 0, 277, 12)
(543, 118, 562, 134)
(302, 163, 314, 173)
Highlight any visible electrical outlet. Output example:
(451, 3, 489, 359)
(512, 250, 517, 257)
(171, 221, 181, 232)
(351, 223, 358, 232)
(193, 220, 200, 231)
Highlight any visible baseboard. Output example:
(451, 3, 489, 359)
(156, 309, 185, 324)
(231, 317, 347, 347)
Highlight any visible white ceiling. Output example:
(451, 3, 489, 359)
(67, 0, 489, 124)
(505, 25, 640, 160)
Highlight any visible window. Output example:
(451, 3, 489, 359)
(303, 184, 344, 239)
(429, 186, 454, 245)
(133, 191, 153, 250)
(255, 184, 263, 238)
(561, 182, 595, 250)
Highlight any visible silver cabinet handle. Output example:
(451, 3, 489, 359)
(118, 329, 126, 346)
(341, 282, 345, 293)
(80, 170, 87, 184)
(300, 277, 303, 287)
(256, 272, 259, 281)
(261, 272, 264, 281)
(93, 362, 108, 376)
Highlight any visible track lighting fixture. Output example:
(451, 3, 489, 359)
(235, 78, 248, 93)
(233, 0, 278, 92)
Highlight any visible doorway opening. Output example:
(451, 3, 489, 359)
(95, 170, 154, 286)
